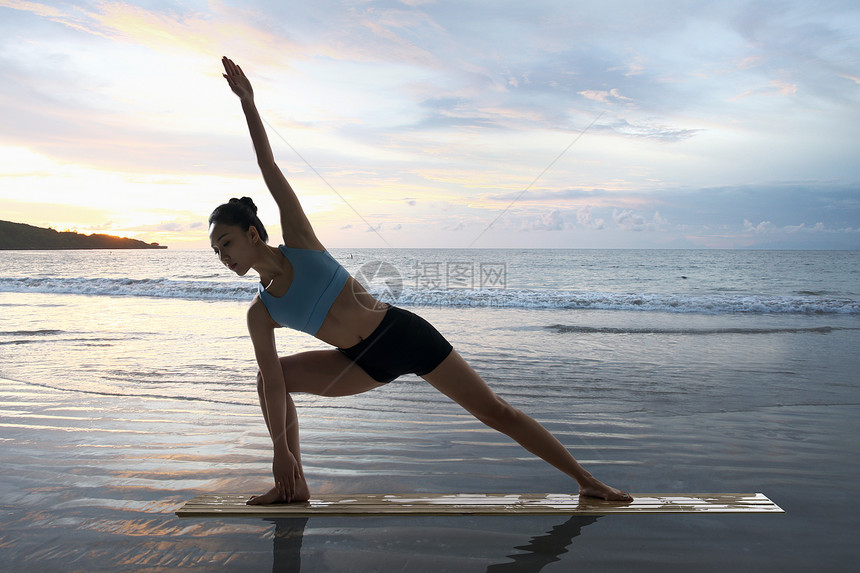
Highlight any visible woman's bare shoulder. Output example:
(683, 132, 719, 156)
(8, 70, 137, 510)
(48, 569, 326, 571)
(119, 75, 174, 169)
(247, 295, 278, 330)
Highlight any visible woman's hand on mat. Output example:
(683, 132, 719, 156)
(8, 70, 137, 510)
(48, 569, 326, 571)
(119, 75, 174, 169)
(222, 56, 254, 101)
(247, 449, 310, 505)
(272, 448, 300, 501)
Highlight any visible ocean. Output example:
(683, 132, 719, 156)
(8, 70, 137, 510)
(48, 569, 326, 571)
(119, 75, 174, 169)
(1, 248, 858, 571)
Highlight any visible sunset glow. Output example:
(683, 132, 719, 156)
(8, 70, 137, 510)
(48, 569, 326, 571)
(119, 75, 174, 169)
(1, 0, 858, 249)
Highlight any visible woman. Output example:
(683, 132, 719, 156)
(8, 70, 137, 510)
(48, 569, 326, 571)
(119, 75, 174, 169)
(213, 57, 630, 505)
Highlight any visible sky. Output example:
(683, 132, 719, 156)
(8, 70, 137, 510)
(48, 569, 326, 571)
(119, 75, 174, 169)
(0, 0, 858, 249)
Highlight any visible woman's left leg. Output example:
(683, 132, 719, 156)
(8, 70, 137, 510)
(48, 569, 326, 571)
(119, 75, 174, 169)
(421, 349, 631, 501)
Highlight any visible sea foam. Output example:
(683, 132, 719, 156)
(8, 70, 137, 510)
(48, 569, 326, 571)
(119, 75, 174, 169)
(2, 277, 858, 315)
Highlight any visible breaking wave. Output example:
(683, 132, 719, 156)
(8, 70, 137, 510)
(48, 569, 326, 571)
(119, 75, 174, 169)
(2, 277, 858, 315)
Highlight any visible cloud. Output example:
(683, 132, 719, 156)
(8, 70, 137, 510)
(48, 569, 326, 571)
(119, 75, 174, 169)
(576, 205, 605, 230)
(745, 219, 843, 235)
(744, 219, 777, 233)
(578, 88, 633, 104)
(0, 0, 297, 59)
(621, 210, 666, 233)
(731, 79, 798, 100)
(613, 209, 647, 232)
(525, 209, 565, 231)
(477, 181, 858, 241)
(485, 187, 613, 203)
(153, 220, 205, 233)
(0, 50, 247, 176)
(608, 55, 646, 77)
(597, 118, 703, 142)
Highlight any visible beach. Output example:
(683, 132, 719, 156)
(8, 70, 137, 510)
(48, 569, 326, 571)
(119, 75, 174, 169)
(1, 249, 859, 571)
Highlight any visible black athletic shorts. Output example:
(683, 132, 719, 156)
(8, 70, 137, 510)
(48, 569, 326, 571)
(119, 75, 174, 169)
(337, 306, 453, 383)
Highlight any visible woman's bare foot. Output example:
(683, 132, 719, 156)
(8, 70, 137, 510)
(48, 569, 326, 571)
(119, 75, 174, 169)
(246, 478, 311, 505)
(578, 477, 633, 502)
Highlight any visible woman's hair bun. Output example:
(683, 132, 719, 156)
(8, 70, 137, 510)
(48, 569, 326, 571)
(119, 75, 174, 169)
(209, 196, 269, 243)
(229, 196, 258, 215)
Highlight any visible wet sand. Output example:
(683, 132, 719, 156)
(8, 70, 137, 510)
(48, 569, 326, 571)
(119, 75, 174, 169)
(2, 372, 858, 572)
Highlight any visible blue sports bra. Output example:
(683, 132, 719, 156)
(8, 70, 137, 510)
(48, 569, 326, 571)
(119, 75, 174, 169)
(257, 245, 350, 335)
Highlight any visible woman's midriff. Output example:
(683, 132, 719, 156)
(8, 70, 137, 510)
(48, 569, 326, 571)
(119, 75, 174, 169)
(314, 277, 389, 348)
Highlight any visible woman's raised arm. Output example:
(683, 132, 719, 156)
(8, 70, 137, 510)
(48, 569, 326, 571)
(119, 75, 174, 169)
(222, 57, 321, 248)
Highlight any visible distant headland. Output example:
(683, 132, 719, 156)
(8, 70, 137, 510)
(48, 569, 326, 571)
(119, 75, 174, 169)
(0, 220, 167, 250)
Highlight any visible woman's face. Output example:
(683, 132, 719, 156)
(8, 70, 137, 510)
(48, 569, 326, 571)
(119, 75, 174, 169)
(209, 222, 258, 276)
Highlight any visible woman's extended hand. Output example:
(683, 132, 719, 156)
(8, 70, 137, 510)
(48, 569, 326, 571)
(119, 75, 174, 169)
(222, 56, 254, 101)
(272, 447, 301, 502)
